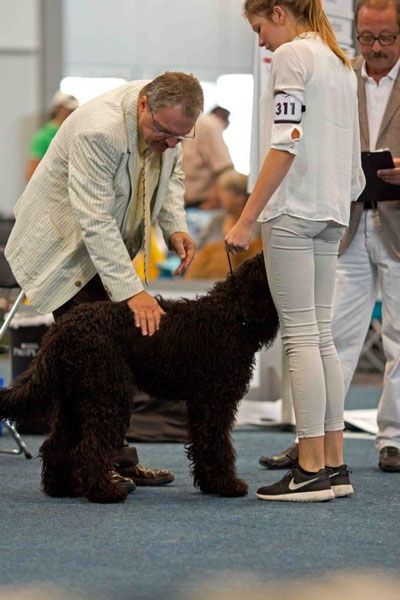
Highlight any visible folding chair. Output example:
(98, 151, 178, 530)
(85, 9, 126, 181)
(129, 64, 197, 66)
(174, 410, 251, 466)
(0, 241, 32, 459)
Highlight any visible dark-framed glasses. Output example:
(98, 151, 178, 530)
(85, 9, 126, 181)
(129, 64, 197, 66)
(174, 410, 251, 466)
(148, 106, 195, 140)
(357, 32, 400, 46)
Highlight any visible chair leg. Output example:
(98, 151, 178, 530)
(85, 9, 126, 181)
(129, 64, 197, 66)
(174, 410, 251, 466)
(0, 289, 32, 459)
(0, 289, 25, 342)
(0, 420, 32, 459)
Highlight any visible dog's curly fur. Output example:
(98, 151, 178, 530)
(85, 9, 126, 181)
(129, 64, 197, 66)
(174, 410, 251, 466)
(0, 253, 278, 503)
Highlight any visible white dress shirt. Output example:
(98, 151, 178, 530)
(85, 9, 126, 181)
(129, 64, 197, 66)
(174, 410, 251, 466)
(362, 58, 400, 151)
(258, 33, 365, 226)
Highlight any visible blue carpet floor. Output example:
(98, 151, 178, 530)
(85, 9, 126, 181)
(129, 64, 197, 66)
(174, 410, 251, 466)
(0, 385, 399, 600)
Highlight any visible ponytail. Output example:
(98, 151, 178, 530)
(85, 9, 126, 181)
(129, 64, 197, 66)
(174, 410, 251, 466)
(305, 0, 351, 67)
(244, 0, 351, 68)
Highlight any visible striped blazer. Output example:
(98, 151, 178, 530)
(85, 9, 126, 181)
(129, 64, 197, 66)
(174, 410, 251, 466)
(5, 81, 189, 313)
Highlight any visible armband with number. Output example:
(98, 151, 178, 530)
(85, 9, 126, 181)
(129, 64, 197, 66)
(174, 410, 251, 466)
(274, 92, 305, 124)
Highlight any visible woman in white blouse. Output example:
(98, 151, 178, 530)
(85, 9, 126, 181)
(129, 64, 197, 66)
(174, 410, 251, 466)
(225, 0, 365, 502)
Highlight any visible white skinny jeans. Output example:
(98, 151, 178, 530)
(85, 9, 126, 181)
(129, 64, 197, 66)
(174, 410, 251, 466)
(262, 215, 345, 438)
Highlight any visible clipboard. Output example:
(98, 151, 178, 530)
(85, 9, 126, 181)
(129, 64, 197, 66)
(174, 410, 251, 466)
(357, 150, 400, 204)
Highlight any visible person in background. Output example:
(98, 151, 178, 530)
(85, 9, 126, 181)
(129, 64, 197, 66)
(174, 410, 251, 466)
(209, 105, 231, 129)
(182, 105, 234, 210)
(259, 0, 400, 474)
(6, 72, 203, 493)
(226, 0, 364, 501)
(26, 91, 79, 180)
(185, 170, 262, 280)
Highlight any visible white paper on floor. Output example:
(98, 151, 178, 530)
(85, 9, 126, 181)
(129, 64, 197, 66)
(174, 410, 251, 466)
(236, 401, 378, 436)
(343, 409, 378, 434)
(235, 399, 283, 425)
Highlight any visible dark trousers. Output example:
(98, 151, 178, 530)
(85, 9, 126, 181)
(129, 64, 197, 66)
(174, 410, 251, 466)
(52, 274, 109, 321)
(52, 275, 139, 464)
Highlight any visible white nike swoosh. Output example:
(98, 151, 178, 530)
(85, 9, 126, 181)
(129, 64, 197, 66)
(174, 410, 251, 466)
(288, 476, 320, 491)
(328, 472, 339, 478)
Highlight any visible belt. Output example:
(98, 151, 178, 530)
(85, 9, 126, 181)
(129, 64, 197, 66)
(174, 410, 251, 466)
(363, 200, 376, 210)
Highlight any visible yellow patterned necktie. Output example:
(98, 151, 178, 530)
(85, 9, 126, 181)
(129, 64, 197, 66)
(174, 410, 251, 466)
(141, 148, 154, 285)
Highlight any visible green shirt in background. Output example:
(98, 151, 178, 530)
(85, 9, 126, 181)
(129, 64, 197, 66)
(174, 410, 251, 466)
(29, 121, 59, 159)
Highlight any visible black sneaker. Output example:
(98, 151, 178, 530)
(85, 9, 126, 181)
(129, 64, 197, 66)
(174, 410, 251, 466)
(326, 465, 354, 497)
(256, 466, 334, 502)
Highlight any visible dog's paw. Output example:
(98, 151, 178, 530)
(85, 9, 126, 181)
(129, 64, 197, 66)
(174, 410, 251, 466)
(42, 480, 84, 498)
(86, 486, 129, 504)
(43, 486, 83, 498)
(199, 478, 248, 498)
(218, 478, 248, 497)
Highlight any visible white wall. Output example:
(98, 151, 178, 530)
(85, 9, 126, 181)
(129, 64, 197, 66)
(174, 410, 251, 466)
(0, 0, 254, 217)
(0, 0, 41, 217)
(63, 0, 254, 81)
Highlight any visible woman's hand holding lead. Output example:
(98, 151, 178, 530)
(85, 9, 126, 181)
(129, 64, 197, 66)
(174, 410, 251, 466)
(224, 219, 253, 254)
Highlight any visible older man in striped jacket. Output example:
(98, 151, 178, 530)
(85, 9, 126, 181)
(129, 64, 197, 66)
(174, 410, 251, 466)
(5, 71, 204, 489)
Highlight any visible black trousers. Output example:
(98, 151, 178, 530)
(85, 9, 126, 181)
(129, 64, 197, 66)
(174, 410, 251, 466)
(52, 274, 109, 320)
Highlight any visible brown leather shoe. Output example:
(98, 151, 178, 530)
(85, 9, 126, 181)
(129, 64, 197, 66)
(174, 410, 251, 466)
(259, 441, 299, 469)
(108, 470, 136, 493)
(379, 446, 400, 472)
(115, 443, 174, 485)
(119, 464, 175, 486)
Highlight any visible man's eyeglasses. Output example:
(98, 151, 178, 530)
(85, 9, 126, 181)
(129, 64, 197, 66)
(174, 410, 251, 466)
(357, 32, 400, 46)
(148, 107, 195, 140)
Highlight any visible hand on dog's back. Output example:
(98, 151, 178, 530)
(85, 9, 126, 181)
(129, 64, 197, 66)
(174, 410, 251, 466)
(128, 290, 166, 337)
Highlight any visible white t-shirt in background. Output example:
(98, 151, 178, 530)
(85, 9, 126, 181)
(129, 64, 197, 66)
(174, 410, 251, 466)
(362, 57, 400, 151)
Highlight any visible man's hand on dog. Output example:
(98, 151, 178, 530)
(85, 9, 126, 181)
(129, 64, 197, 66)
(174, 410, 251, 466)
(128, 291, 166, 336)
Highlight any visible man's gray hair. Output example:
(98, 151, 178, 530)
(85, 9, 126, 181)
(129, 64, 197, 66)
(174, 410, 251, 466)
(140, 72, 204, 120)
(355, 0, 400, 27)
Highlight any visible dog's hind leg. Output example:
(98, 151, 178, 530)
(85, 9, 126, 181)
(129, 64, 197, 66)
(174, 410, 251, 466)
(40, 403, 89, 498)
(41, 432, 83, 498)
(185, 395, 248, 497)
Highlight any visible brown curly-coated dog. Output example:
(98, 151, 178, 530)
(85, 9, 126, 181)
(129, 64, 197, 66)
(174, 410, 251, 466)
(0, 253, 279, 503)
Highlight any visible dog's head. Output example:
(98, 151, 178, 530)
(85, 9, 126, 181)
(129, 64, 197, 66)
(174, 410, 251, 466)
(226, 252, 279, 345)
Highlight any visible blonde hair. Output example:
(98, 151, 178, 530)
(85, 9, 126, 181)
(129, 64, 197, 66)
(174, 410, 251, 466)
(140, 72, 204, 120)
(355, 0, 400, 27)
(243, 0, 351, 67)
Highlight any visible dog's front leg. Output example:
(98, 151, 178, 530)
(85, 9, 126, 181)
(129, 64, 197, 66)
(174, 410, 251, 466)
(185, 395, 248, 498)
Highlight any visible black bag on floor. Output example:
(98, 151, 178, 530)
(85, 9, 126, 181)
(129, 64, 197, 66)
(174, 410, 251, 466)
(126, 392, 188, 443)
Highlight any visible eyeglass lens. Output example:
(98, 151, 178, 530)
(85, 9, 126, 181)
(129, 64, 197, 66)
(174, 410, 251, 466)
(357, 33, 399, 46)
(149, 107, 195, 139)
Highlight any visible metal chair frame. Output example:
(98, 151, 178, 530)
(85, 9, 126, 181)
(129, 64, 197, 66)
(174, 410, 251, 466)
(0, 241, 32, 459)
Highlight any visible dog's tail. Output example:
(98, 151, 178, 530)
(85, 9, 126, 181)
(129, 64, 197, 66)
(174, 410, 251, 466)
(0, 329, 58, 423)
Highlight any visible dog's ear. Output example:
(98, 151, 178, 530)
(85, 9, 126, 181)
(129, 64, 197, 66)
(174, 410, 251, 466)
(232, 252, 263, 276)
(238, 252, 272, 308)
(238, 252, 266, 285)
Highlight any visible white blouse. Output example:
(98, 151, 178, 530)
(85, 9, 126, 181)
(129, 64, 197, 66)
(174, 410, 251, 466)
(258, 33, 365, 225)
(362, 57, 400, 152)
